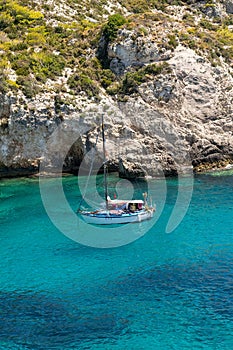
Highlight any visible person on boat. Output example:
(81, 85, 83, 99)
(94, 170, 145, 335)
(129, 203, 136, 212)
(138, 202, 143, 210)
(143, 192, 148, 206)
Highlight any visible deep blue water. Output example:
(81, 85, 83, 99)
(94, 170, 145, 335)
(0, 171, 233, 349)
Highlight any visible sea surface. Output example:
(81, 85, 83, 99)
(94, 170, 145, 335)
(0, 171, 233, 349)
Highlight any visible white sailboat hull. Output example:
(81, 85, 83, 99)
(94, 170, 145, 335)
(80, 209, 154, 225)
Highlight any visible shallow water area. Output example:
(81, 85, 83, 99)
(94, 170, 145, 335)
(0, 172, 233, 349)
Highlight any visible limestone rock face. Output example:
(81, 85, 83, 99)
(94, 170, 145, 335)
(108, 29, 164, 75)
(0, 92, 63, 177)
(119, 158, 145, 179)
(1, 42, 232, 178)
(0, 95, 11, 136)
(225, 0, 233, 14)
(0, 1, 233, 178)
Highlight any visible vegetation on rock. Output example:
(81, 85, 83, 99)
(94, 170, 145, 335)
(103, 14, 127, 41)
(0, 0, 232, 98)
(107, 62, 170, 97)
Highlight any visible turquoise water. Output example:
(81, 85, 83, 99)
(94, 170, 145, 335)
(0, 172, 233, 349)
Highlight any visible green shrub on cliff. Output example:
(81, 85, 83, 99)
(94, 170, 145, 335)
(30, 52, 65, 81)
(0, 58, 8, 93)
(5, 0, 43, 24)
(103, 14, 127, 41)
(107, 62, 170, 96)
(68, 73, 100, 99)
(217, 27, 233, 45)
(118, 0, 166, 13)
(16, 75, 40, 98)
(0, 0, 232, 100)
(0, 12, 14, 30)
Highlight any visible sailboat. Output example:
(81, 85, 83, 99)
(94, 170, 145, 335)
(78, 115, 155, 225)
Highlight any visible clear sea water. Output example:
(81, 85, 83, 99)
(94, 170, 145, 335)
(0, 171, 233, 349)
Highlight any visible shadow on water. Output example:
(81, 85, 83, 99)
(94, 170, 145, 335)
(107, 258, 233, 319)
(1, 258, 233, 348)
(0, 291, 125, 349)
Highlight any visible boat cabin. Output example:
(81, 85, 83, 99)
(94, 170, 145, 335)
(107, 199, 144, 212)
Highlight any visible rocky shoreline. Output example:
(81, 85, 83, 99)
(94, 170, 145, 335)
(194, 160, 233, 174)
(0, 159, 233, 180)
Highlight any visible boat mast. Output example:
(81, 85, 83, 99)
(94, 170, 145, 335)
(101, 114, 108, 209)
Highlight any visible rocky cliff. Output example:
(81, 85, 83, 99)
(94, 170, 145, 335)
(0, 0, 232, 178)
